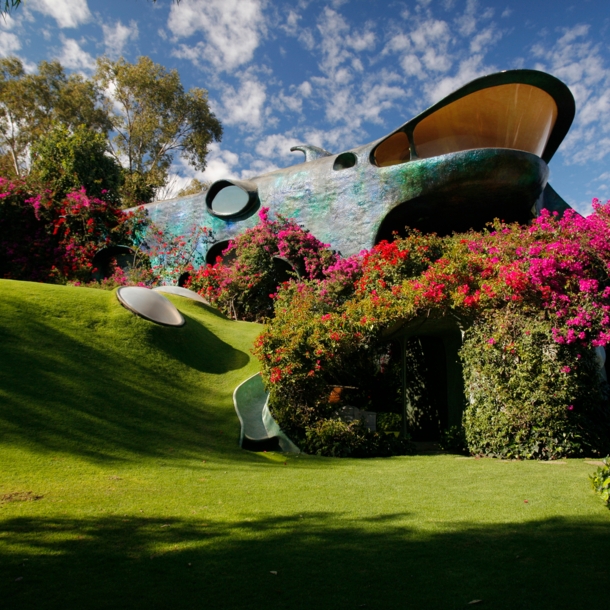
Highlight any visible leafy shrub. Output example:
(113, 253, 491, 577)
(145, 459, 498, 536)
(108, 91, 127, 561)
(590, 458, 610, 506)
(256, 201, 610, 458)
(304, 418, 413, 458)
(187, 207, 358, 321)
(439, 425, 468, 454)
(377, 412, 402, 432)
(461, 309, 610, 459)
(30, 123, 123, 204)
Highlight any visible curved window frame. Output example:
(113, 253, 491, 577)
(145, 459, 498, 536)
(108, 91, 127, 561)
(205, 179, 260, 221)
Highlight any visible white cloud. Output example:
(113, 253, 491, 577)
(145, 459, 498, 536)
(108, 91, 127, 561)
(530, 24, 610, 166)
(102, 20, 139, 58)
(0, 29, 21, 57)
(30, 0, 91, 29)
(424, 54, 491, 101)
(168, 0, 266, 72)
(56, 36, 95, 71)
(241, 159, 281, 179)
(220, 75, 267, 130)
(201, 142, 240, 182)
(297, 81, 312, 97)
(254, 133, 302, 160)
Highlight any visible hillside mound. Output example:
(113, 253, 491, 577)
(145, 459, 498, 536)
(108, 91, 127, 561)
(0, 280, 261, 461)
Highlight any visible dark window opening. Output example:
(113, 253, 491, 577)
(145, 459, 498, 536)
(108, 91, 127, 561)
(333, 152, 357, 170)
(375, 186, 535, 243)
(91, 245, 135, 281)
(178, 271, 191, 287)
(206, 240, 237, 266)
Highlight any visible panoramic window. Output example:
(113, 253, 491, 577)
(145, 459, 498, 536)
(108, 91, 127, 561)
(333, 152, 357, 170)
(412, 83, 558, 159)
(372, 131, 411, 167)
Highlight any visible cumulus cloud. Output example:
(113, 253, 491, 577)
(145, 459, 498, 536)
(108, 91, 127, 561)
(531, 24, 610, 165)
(102, 20, 139, 58)
(168, 0, 266, 72)
(424, 54, 492, 102)
(0, 16, 21, 56)
(220, 74, 267, 130)
(29, 0, 91, 29)
(201, 142, 240, 182)
(254, 133, 302, 160)
(56, 36, 95, 71)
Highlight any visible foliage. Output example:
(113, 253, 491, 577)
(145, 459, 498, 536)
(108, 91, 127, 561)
(377, 412, 402, 432)
(255, 202, 610, 458)
(0, 177, 148, 283)
(1, 0, 20, 16)
(304, 418, 413, 457)
(187, 207, 345, 321)
(95, 56, 222, 206)
(30, 123, 123, 203)
(176, 178, 210, 198)
(589, 458, 610, 506)
(0, 56, 109, 178)
(438, 425, 468, 454)
(461, 309, 610, 459)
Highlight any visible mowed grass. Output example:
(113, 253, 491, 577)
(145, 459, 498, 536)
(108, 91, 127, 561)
(0, 280, 608, 610)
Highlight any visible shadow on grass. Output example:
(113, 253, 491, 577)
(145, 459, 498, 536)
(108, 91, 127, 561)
(0, 298, 252, 462)
(0, 512, 608, 610)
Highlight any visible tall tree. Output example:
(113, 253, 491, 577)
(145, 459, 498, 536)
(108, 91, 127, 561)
(30, 123, 123, 203)
(95, 56, 222, 206)
(0, 57, 110, 178)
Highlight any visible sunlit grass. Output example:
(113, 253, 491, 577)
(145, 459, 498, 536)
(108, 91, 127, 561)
(0, 280, 608, 609)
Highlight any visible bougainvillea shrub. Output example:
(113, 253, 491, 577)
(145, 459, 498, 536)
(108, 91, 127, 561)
(462, 308, 609, 459)
(0, 178, 148, 283)
(255, 202, 610, 458)
(187, 208, 347, 321)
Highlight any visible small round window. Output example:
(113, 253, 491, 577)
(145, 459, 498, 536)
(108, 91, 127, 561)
(333, 152, 357, 170)
(206, 240, 237, 266)
(205, 179, 259, 220)
(210, 185, 249, 215)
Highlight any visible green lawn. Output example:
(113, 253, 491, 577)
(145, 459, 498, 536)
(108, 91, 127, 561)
(0, 280, 608, 609)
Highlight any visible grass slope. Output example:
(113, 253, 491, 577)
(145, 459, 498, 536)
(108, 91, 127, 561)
(0, 280, 608, 610)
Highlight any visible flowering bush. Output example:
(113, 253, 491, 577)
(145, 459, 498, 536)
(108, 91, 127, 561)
(0, 177, 148, 283)
(462, 308, 609, 459)
(141, 223, 214, 287)
(187, 208, 348, 321)
(255, 201, 610, 458)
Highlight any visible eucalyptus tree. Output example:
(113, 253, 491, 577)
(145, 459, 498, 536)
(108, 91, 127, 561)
(0, 57, 110, 178)
(95, 56, 222, 206)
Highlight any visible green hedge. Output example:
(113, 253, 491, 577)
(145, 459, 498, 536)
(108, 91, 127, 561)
(461, 309, 610, 459)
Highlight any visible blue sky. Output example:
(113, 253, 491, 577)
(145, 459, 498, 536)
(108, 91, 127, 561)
(1, 0, 609, 214)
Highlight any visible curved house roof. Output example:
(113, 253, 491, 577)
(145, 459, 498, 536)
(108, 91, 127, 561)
(140, 69, 575, 264)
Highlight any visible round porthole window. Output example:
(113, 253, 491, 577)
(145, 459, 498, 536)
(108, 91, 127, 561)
(206, 240, 237, 266)
(205, 179, 259, 220)
(210, 185, 249, 215)
(333, 152, 357, 170)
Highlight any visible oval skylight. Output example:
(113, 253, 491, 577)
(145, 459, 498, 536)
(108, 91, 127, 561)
(116, 287, 185, 327)
(153, 285, 209, 304)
